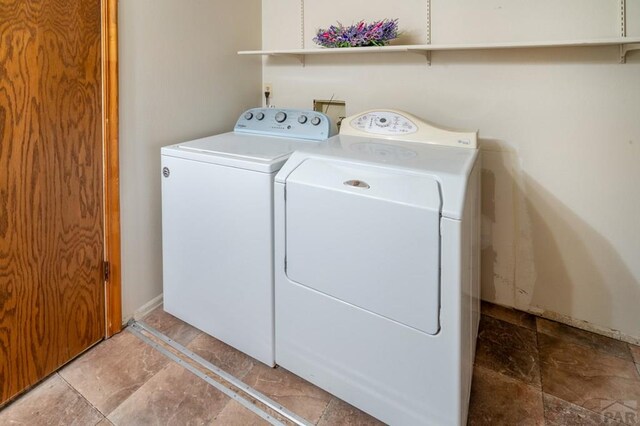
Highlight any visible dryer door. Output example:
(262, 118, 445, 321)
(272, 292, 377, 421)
(285, 159, 442, 334)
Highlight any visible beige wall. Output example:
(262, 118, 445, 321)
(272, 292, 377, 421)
(263, 0, 640, 341)
(119, 0, 262, 320)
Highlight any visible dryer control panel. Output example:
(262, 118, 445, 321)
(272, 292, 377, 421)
(350, 111, 418, 136)
(341, 109, 478, 149)
(234, 108, 333, 141)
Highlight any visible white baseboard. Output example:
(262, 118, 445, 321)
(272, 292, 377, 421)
(122, 294, 164, 325)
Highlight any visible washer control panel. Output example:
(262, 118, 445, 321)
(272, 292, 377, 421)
(235, 108, 333, 141)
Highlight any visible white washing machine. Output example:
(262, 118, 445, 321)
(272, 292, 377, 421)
(161, 108, 332, 366)
(274, 110, 481, 425)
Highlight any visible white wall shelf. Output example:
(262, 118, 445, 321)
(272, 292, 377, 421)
(239, 37, 640, 65)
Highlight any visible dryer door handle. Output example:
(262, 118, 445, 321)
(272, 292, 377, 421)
(344, 179, 370, 189)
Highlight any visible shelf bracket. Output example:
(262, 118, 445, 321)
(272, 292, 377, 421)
(621, 43, 640, 62)
(408, 49, 432, 65)
(273, 53, 306, 66)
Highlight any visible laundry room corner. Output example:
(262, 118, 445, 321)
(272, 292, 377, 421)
(117, 0, 263, 322)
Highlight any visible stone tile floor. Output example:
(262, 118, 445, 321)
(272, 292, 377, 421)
(1, 302, 639, 425)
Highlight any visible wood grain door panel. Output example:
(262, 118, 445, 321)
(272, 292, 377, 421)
(0, 0, 105, 404)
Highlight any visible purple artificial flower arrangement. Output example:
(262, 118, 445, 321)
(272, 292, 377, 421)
(313, 19, 399, 48)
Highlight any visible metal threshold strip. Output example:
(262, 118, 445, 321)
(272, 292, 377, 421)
(129, 320, 313, 426)
(127, 323, 284, 425)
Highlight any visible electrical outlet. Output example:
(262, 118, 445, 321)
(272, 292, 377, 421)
(263, 84, 273, 108)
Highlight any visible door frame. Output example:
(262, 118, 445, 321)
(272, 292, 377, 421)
(103, 0, 122, 337)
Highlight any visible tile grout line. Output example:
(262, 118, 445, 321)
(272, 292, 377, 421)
(626, 345, 637, 370)
(102, 333, 180, 422)
(476, 314, 542, 390)
(531, 318, 543, 392)
(533, 318, 633, 425)
(536, 328, 638, 363)
(481, 311, 537, 333)
(473, 364, 541, 391)
(626, 342, 639, 365)
(533, 317, 549, 421)
(314, 397, 333, 425)
(56, 373, 109, 423)
(480, 313, 533, 334)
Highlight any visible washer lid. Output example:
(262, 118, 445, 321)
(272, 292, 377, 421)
(178, 133, 298, 161)
(161, 132, 319, 173)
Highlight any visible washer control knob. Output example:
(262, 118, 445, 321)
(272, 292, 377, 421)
(275, 111, 287, 123)
(311, 116, 322, 126)
(244, 112, 253, 120)
(298, 115, 308, 124)
(256, 112, 265, 120)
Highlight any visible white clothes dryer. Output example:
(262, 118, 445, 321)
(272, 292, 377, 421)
(161, 108, 332, 367)
(273, 110, 481, 425)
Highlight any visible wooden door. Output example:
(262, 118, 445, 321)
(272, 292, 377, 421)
(0, 0, 105, 405)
